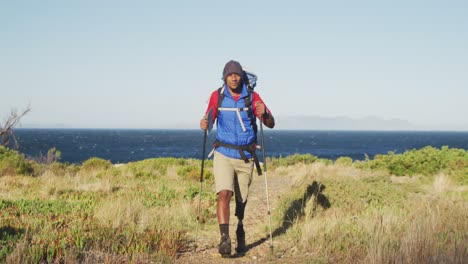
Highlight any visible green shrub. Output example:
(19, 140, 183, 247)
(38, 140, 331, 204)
(48, 162, 67, 176)
(135, 171, 155, 178)
(45, 147, 61, 164)
(176, 159, 214, 182)
(81, 157, 112, 171)
(140, 184, 177, 207)
(317, 158, 333, 165)
(177, 164, 213, 183)
(108, 167, 122, 177)
(177, 165, 200, 181)
(335, 156, 353, 166)
(0, 146, 33, 176)
(203, 170, 214, 182)
(204, 159, 214, 167)
(128, 158, 188, 176)
(355, 146, 468, 178)
(66, 164, 80, 176)
(186, 160, 214, 182)
(269, 153, 318, 168)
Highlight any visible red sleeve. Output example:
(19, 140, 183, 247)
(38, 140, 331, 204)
(205, 90, 218, 122)
(252, 91, 273, 117)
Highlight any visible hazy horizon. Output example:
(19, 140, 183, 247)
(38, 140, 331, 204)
(17, 114, 468, 131)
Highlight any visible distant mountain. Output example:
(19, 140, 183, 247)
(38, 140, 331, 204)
(20, 123, 68, 129)
(19, 117, 467, 130)
(275, 115, 418, 130)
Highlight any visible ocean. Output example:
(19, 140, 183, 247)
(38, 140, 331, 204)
(13, 129, 468, 164)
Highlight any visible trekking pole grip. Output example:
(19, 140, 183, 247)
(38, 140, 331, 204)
(200, 130, 207, 183)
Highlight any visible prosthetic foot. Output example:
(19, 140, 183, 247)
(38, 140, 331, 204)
(235, 224, 247, 253)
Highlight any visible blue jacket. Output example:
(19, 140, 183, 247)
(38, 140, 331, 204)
(216, 84, 257, 159)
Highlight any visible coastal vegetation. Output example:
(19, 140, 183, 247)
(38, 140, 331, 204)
(0, 145, 467, 263)
(273, 148, 467, 263)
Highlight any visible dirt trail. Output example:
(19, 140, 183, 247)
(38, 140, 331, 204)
(176, 171, 293, 263)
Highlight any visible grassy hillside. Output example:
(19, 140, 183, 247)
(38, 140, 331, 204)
(0, 146, 467, 263)
(0, 147, 217, 263)
(271, 147, 467, 263)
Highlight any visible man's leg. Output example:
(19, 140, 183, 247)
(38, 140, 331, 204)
(217, 190, 233, 258)
(217, 189, 233, 234)
(214, 152, 236, 257)
(233, 160, 254, 253)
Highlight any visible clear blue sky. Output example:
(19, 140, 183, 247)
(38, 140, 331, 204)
(1, 0, 467, 129)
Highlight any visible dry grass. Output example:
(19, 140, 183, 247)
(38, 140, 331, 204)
(272, 161, 468, 263)
(0, 161, 202, 262)
(433, 173, 454, 193)
(94, 197, 147, 230)
(1, 154, 466, 263)
(95, 196, 197, 232)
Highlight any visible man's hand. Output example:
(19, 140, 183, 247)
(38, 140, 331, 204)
(255, 102, 275, 128)
(255, 102, 266, 117)
(200, 116, 209, 131)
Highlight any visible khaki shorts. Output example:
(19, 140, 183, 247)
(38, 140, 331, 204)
(213, 151, 254, 203)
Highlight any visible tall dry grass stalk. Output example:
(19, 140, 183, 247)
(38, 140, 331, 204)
(95, 197, 146, 230)
(36, 170, 117, 199)
(0, 175, 37, 199)
(94, 196, 196, 232)
(395, 197, 467, 264)
(286, 161, 383, 186)
(433, 173, 453, 193)
(140, 200, 196, 231)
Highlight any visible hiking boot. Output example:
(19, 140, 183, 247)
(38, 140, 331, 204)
(235, 225, 247, 253)
(218, 234, 231, 258)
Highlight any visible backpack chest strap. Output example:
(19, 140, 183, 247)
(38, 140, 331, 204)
(218, 107, 250, 111)
(218, 107, 249, 132)
(216, 86, 256, 133)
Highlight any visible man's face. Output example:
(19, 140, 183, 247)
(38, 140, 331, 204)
(226, 73, 242, 90)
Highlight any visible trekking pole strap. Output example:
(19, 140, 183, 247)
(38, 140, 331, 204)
(251, 150, 263, 176)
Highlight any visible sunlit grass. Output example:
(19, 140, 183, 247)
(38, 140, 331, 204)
(1, 146, 467, 262)
(271, 152, 467, 263)
(0, 156, 216, 262)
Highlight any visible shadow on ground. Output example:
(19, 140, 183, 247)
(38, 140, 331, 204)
(247, 180, 330, 251)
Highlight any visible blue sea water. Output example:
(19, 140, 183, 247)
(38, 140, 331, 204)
(13, 129, 468, 164)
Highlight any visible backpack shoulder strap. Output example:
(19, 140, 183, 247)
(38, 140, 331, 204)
(244, 87, 257, 135)
(243, 87, 252, 112)
(216, 86, 224, 118)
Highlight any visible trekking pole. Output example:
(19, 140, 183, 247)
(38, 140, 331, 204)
(195, 129, 207, 252)
(260, 120, 274, 254)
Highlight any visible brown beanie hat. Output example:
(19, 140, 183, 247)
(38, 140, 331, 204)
(222, 60, 243, 80)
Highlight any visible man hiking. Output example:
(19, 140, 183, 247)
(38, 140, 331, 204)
(200, 60, 275, 258)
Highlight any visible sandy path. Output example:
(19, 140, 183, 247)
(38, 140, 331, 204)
(176, 170, 292, 263)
